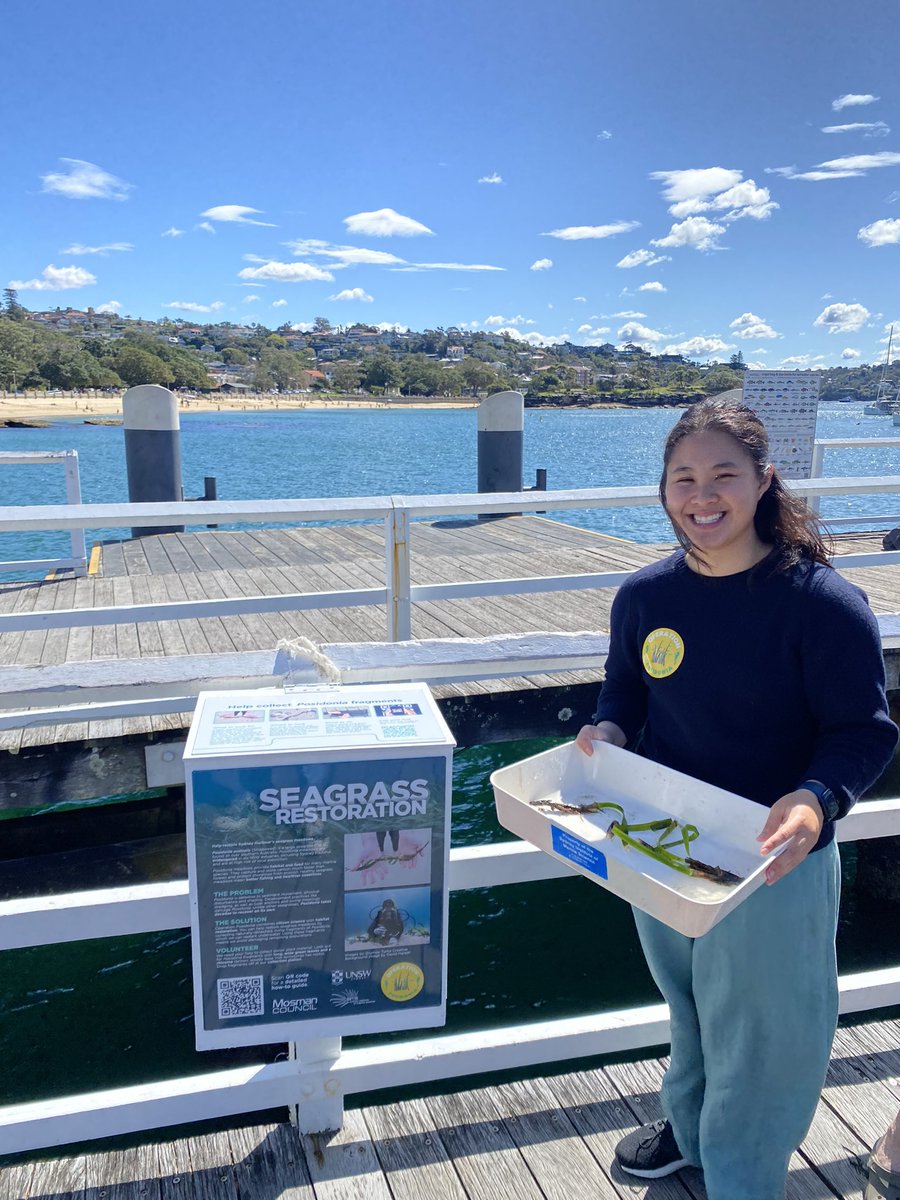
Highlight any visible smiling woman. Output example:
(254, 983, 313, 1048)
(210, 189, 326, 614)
(576, 397, 898, 1199)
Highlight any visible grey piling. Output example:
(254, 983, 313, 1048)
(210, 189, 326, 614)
(477, 390, 524, 518)
(122, 384, 184, 537)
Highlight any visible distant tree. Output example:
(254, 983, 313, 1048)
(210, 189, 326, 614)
(2, 288, 26, 321)
(729, 351, 747, 371)
(400, 354, 445, 396)
(361, 354, 402, 393)
(458, 358, 499, 396)
(222, 346, 250, 366)
(331, 361, 363, 392)
(265, 333, 288, 349)
(114, 345, 175, 387)
(313, 316, 333, 333)
(255, 347, 308, 391)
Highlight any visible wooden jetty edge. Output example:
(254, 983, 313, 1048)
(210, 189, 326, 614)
(3, 1015, 898, 1199)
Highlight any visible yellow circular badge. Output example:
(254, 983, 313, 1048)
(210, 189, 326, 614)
(381, 962, 424, 1002)
(642, 627, 684, 679)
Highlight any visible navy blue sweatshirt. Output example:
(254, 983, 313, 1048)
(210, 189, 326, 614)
(593, 551, 898, 851)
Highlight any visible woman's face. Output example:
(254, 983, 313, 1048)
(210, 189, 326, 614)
(664, 429, 773, 572)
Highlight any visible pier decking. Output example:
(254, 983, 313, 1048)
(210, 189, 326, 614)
(4, 1014, 897, 1199)
(1, 517, 898, 755)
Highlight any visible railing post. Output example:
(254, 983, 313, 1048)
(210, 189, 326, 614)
(809, 441, 825, 515)
(63, 451, 87, 576)
(289, 1037, 344, 1134)
(385, 505, 411, 641)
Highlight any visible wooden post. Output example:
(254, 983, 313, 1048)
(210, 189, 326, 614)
(477, 390, 524, 518)
(62, 451, 87, 576)
(289, 1037, 344, 1134)
(385, 506, 411, 641)
(122, 384, 184, 537)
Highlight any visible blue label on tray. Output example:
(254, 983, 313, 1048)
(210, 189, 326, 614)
(551, 825, 608, 879)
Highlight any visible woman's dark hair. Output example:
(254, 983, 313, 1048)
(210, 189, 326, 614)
(659, 397, 831, 570)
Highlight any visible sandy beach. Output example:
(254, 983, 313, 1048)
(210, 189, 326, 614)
(0, 391, 479, 423)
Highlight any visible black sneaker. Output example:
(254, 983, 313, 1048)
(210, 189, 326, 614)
(615, 1118, 690, 1178)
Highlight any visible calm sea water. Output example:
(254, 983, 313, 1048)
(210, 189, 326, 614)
(1, 403, 899, 1106)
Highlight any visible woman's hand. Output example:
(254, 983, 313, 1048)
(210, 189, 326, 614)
(757, 790, 824, 885)
(575, 720, 627, 756)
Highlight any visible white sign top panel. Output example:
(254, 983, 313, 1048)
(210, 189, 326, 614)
(186, 682, 451, 758)
(741, 370, 821, 479)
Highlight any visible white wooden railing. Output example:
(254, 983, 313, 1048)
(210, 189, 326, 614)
(1, 473, 899, 650)
(0, 450, 87, 576)
(810, 437, 900, 522)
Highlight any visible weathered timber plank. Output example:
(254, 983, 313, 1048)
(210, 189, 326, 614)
(491, 1075, 621, 1200)
(361, 1097, 467, 1200)
(796, 1095, 869, 1200)
(229, 1122, 314, 1200)
(299, 1107, 392, 1200)
(825, 1030, 900, 1144)
(171, 533, 222, 575)
(158, 1128, 237, 1200)
(546, 1066, 695, 1200)
(83, 1144, 162, 1199)
(424, 1086, 545, 1200)
(0, 1158, 35, 1200)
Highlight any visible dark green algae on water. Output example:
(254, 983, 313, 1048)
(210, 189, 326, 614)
(0, 738, 898, 1111)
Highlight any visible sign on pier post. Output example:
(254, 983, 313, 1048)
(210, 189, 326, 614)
(183, 684, 454, 1109)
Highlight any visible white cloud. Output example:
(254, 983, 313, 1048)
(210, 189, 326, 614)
(616, 249, 671, 269)
(238, 260, 334, 283)
(841, 347, 861, 359)
(597, 130, 613, 140)
(771, 151, 900, 182)
(618, 321, 666, 343)
(573, 295, 587, 302)
(530, 258, 553, 271)
(610, 310, 647, 318)
(331, 287, 374, 302)
(243, 294, 260, 303)
(576, 324, 610, 337)
(272, 299, 288, 308)
(822, 121, 890, 137)
(638, 281, 666, 293)
(577, 324, 593, 334)
(543, 220, 640, 240)
(164, 300, 225, 313)
(485, 314, 531, 327)
(779, 354, 827, 367)
(8, 264, 96, 290)
(343, 208, 433, 237)
(478, 173, 503, 184)
(832, 93, 879, 111)
(40, 158, 132, 201)
(375, 322, 409, 333)
(197, 221, 216, 233)
(651, 216, 726, 251)
(162, 227, 184, 238)
(497, 329, 570, 346)
(814, 302, 870, 333)
(662, 336, 735, 357)
(61, 242, 133, 256)
(651, 167, 743, 209)
(96, 301, 121, 313)
(730, 312, 779, 340)
(200, 205, 277, 227)
(287, 239, 406, 266)
(411, 261, 504, 271)
(858, 218, 900, 246)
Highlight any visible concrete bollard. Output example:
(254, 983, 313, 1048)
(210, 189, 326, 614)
(477, 391, 524, 514)
(122, 384, 184, 537)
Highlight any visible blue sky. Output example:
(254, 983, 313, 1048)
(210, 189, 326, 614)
(3, 0, 899, 365)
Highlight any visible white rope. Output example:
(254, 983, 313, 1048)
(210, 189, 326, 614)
(274, 636, 342, 685)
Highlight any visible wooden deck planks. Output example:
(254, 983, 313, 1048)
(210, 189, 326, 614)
(14, 1016, 900, 1199)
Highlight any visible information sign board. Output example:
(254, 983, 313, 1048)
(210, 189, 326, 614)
(741, 370, 821, 478)
(183, 683, 454, 1050)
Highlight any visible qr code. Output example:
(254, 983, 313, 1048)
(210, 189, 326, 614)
(217, 975, 264, 1019)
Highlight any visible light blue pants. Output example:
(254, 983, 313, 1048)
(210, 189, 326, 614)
(633, 841, 840, 1200)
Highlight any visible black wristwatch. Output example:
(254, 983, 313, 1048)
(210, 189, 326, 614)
(798, 779, 840, 823)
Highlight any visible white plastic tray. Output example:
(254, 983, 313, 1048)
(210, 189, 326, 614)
(491, 741, 786, 938)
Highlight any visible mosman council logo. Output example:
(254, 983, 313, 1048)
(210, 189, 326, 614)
(641, 627, 684, 679)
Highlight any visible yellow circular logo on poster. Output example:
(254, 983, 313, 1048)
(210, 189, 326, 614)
(641, 628, 684, 679)
(381, 962, 424, 1002)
